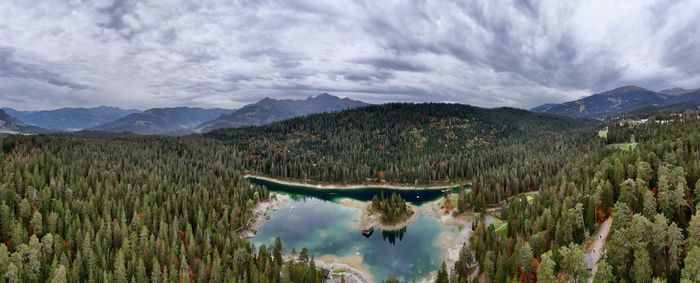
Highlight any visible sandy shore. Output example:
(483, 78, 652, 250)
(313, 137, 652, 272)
(241, 194, 374, 282)
(237, 193, 290, 238)
(340, 199, 420, 231)
(246, 174, 470, 191)
(282, 253, 373, 283)
(316, 254, 374, 283)
(419, 198, 474, 282)
(239, 189, 475, 283)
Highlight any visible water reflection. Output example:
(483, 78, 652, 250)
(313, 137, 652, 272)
(247, 176, 468, 205)
(380, 227, 407, 245)
(248, 177, 466, 281)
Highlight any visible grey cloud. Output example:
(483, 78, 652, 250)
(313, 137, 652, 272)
(343, 71, 394, 83)
(47, 78, 89, 90)
(1, 0, 699, 110)
(0, 47, 89, 91)
(663, 21, 700, 76)
(355, 57, 429, 72)
(98, 0, 141, 38)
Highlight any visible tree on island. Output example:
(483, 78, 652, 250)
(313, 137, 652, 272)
(371, 192, 413, 223)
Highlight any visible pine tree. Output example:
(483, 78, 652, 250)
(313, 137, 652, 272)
(682, 246, 700, 282)
(537, 252, 556, 283)
(273, 237, 284, 266)
(436, 261, 449, 283)
(593, 259, 614, 283)
(559, 243, 590, 282)
(30, 211, 43, 237)
(50, 265, 67, 283)
(518, 242, 534, 278)
(453, 243, 471, 281)
(114, 251, 127, 283)
(631, 247, 652, 283)
(668, 222, 684, 272)
(150, 256, 161, 283)
(688, 210, 700, 248)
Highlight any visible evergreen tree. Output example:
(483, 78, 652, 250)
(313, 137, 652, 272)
(593, 259, 614, 283)
(559, 243, 590, 282)
(688, 210, 700, 248)
(631, 247, 652, 283)
(436, 261, 449, 283)
(453, 243, 472, 281)
(50, 265, 67, 283)
(537, 252, 556, 283)
(682, 246, 700, 282)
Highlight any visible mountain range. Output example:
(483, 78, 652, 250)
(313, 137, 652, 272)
(195, 93, 368, 132)
(2, 106, 139, 130)
(531, 86, 700, 118)
(6, 86, 698, 135)
(2, 93, 369, 135)
(0, 109, 51, 134)
(91, 107, 234, 135)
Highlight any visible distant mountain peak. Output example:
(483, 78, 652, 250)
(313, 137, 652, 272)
(91, 107, 234, 135)
(195, 93, 368, 132)
(2, 106, 140, 130)
(599, 85, 649, 95)
(0, 109, 49, 134)
(531, 85, 700, 118)
(314, 92, 333, 98)
(660, 87, 697, 96)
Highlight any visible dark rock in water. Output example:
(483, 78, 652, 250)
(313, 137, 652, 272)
(361, 226, 374, 237)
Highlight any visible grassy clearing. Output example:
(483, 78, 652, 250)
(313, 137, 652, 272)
(526, 194, 535, 203)
(332, 268, 349, 274)
(606, 143, 637, 151)
(598, 129, 608, 139)
(495, 223, 508, 235)
(448, 194, 459, 207)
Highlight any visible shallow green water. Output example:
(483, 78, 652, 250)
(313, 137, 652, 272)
(248, 177, 468, 282)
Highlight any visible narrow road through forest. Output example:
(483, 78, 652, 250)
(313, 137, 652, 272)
(587, 217, 612, 282)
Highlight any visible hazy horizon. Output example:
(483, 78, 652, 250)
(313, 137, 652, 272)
(1, 85, 696, 112)
(2, 0, 699, 111)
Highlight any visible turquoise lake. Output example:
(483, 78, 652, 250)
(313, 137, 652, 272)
(248, 177, 469, 282)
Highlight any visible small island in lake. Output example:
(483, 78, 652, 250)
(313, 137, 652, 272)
(369, 193, 415, 225)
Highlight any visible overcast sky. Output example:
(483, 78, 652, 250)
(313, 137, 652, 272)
(1, 0, 699, 110)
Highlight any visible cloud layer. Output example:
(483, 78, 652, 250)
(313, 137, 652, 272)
(1, 0, 699, 110)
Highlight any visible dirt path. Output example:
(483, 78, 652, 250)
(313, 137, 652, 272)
(587, 217, 612, 282)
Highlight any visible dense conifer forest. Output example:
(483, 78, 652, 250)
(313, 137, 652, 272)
(2, 102, 699, 282)
(0, 135, 322, 282)
(466, 118, 700, 282)
(207, 103, 597, 189)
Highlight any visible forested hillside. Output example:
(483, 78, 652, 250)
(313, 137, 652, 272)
(0, 135, 322, 282)
(207, 103, 598, 194)
(466, 118, 700, 282)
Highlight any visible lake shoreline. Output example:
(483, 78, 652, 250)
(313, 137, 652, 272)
(246, 182, 475, 282)
(246, 174, 470, 191)
(421, 198, 474, 282)
(316, 254, 374, 283)
(237, 193, 290, 238)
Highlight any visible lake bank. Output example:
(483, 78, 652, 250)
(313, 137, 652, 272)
(316, 254, 374, 283)
(237, 193, 290, 238)
(245, 174, 471, 191)
(424, 198, 474, 282)
(247, 177, 475, 282)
